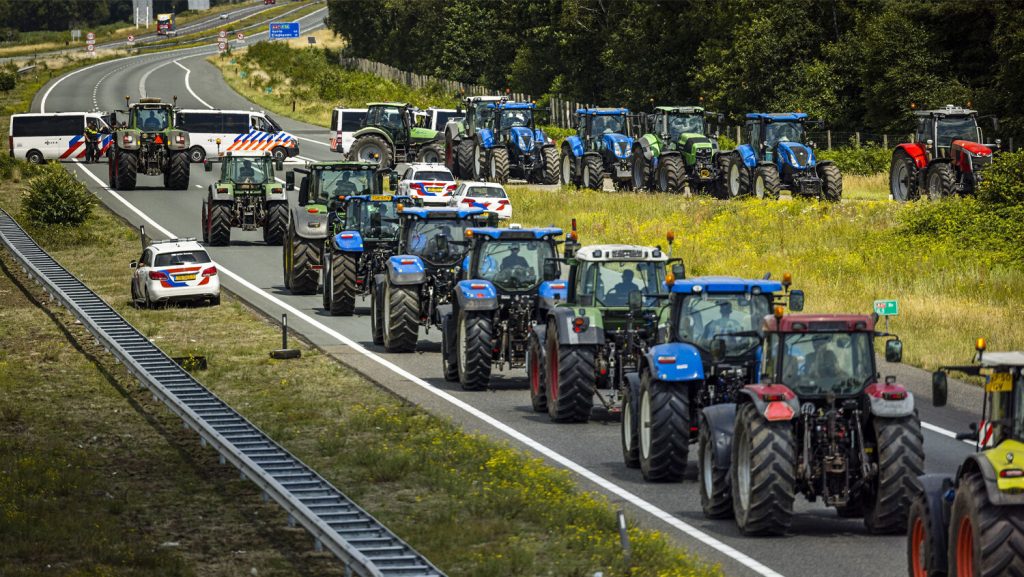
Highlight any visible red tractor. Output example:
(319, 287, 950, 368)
(889, 105, 1000, 202)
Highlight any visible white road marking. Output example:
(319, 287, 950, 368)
(138, 58, 177, 99)
(70, 161, 787, 577)
(922, 421, 976, 446)
(173, 59, 214, 109)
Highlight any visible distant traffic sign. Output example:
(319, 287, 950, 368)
(236, 31, 245, 41)
(218, 29, 227, 39)
(874, 299, 899, 316)
(86, 38, 96, 46)
(217, 41, 227, 53)
(269, 22, 300, 40)
(127, 34, 135, 43)
(86, 31, 95, 41)
(86, 44, 95, 53)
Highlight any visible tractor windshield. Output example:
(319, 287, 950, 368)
(476, 239, 555, 292)
(776, 332, 875, 396)
(226, 157, 272, 184)
(677, 293, 770, 356)
(406, 218, 473, 266)
(344, 200, 400, 241)
(765, 121, 804, 147)
(936, 117, 981, 149)
(474, 106, 493, 130)
(135, 107, 170, 132)
(668, 114, 706, 140)
(576, 260, 667, 307)
(320, 169, 375, 199)
(499, 109, 533, 130)
(592, 114, 627, 136)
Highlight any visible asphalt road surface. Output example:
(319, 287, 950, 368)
(32, 13, 985, 576)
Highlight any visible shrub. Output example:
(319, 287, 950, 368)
(817, 145, 890, 176)
(977, 150, 1024, 205)
(21, 163, 93, 226)
(897, 196, 1024, 267)
(0, 69, 14, 94)
(717, 134, 737, 150)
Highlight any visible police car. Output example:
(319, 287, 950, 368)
(448, 181, 512, 220)
(130, 238, 220, 307)
(395, 163, 458, 206)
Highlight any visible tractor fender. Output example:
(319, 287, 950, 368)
(352, 126, 394, 147)
(548, 306, 604, 346)
(737, 384, 799, 422)
(895, 142, 929, 170)
(116, 129, 141, 151)
(265, 183, 287, 201)
(444, 119, 465, 143)
(913, 474, 954, 575)
(332, 230, 364, 253)
(864, 382, 915, 418)
(533, 128, 550, 146)
(166, 129, 189, 151)
(645, 342, 704, 382)
(386, 255, 426, 285)
(564, 135, 585, 159)
(702, 404, 737, 470)
(290, 205, 329, 240)
(476, 128, 495, 150)
(455, 279, 498, 311)
(964, 450, 1024, 506)
(538, 279, 568, 311)
(635, 135, 658, 160)
(209, 183, 233, 201)
(735, 143, 758, 168)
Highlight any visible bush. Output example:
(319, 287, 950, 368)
(897, 196, 1024, 267)
(977, 150, 1024, 205)
(817, 145, 890, 176)
(21, 163, 93, 226)
(717, 134, 737, 150)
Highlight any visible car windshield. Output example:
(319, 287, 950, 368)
(577, 260, 667, 307)
(344, 200, 400, 240)
(474, 239, 554, 292)
(677, 293, 770, 356)
(779, 332, 875, 395)
(264, 114, 282, 132)
(136, 108, 170, 131)
(226, 157, 272, 184)
(499, 109, 533, 130)
(937, 117, 980, 149)
(155, 250, 211, 267)
(766, 121, 804, 147)
(320, 169, 375, 198)
(412, 171, 454, 182)
(592, 114, 626, 135)
(462, 185, 506, 199)
(405, 218, 473, 265)
(668, 113, 705, 140)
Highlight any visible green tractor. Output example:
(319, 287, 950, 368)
(910, 340, 1024, 576)
(201, 152, 287, 247)
(281, 161, 386, 295)
(444, 95, 504, 179)
(631, 106, 727, 195)
(347, 102, 445, 170)
(108, 96, 190, 191)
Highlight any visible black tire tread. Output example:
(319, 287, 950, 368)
(864, 416, 924, 534)
(115, 149, 137, 191)
(208, 202, 232, 247)
(328, 250, 357, 316)
(263, 202, 287, 245)
(289, 235, 320, 295)
(491, 147, 510, 184)
(732, 402, 795, 535)
(658, 155, 684, 193)
(527, 332, 547, 412)
(167, 151, 190, 190)
(949, 472, 1024, 577)
(640, 375, 689, 482)
(547, 338, 595, 423)
(458, 311, 493, 390)
(350, 134, 392, 168)
(756, 164, 782, 199)
(699, 417, 733, 518)
(582, 155, 603, 190)
(383, 283, 419, 352)
(927, 162, 955, 201)
(541, 146, 559, 185)
(820, 163, 843, 202)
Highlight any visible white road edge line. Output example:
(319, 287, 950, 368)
(71, 163, 785, 577)
(138, 58, 177, 99)
(173, 59, 214, 109)
(922, 421, 976, 446)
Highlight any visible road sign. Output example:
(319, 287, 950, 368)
(86, 31, 95, 41)
(127, 34, 135, 43)
(86, 44, 95, 53)
(307, 36, 316, 44)
(217, 41, 227, 53)
(269, 22, 300, 40)
(218, 29, 227, 39)
(236, 32, 245, 41)
(86, 39, 96, 46)
(873, 299, 899, 316)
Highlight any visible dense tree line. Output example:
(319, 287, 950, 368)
(327, 0, 1024, 136)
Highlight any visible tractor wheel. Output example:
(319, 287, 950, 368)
(282, 227, 292, 290)
(115, 149, 138, 191)
(541, 146, 559, 185)
(263, 201, 288, 245)
(286, 222, 320, 295)
(754, 164, 782, 199)
(949, 472, 1024, 577)
(473, 143, 487, 181)
(167, 151, 190, 190)
(711, 155, 731, 199)
(620, 380, 640, 468)
(382, 281, 419, 353)
(818, 163, 843, 202)
(732, 402, 795, 535)
(417, 143, 443, 164)
(370, 282, 385, 346)
(108, 151, 119, 188)
(638, 370, 689, 482)
(560, 148, 578, 186)
(631, 149, 650, 191)
(208, 201, 232, 247)
(699, 414, 733, 518)
(456, 310, 493, 390)
(188, 146, 205, 163)
(200, 201, 209, 244)
(890, 150, 919, 202)
(490, 147, 510, 184)
(864, 416, 924, 534)
(907, 494, 945, 577)
(545, 323, 594, 423)
(350, 135, 391, 167)
(727, 154, 750, 198)
(441, 313, 459, 382)
(327, 250, 357, 316)
(927, 163, 955, 201)
(527, 331, 547, 412)
(457, 140, 475, 181)
(657, 155, 684, 193)
(581, 155, 604, 190)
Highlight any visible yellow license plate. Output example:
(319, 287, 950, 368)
(175, 274, 197, 282)
(370, 195, 393, 201)
(987, 372, 1013, 392)
(426, 187, 442, 192)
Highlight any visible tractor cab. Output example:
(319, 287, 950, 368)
(340, 195, 409, 243)
(743, 112, 812, 164)
(396, 206, 494, 269)
(463, 227, 562, 295)
(565, 244, 670, 325)
(484, 101, 539, 150)
(648, 106, 716, 146)
(914, 105, 991, 160)
(576, 108, 633, 153)
(290, 162, 382, 206)
(207, 152, 282, 188)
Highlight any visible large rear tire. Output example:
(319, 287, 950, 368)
(541, 146, 559, 185)
(890, 150, 918, 202)
(456, 310, 493, 390)
(581, 155, 603, 190)
(907, 494, 945, 577)
(327, 250, 357, 316)
(417, 143, 443, 164)
(727, 154, 750, 198)
(382, 281, 419, 353)
(818, 163, 843, 202)
(441, 313, 459, 382)
(527, 331, 547, 412)
(370, 282, 385, 345)
(286, 221, 320, 295)
(263, 201, 288, 245)
(948, 472, 1024, 577)
(457, 139, 475, 181)
(560, 149, 578, 186)
(754, 164, 782, 199)
(545, 324, 594, 423)
(490, 147, 510, 184)
(712, 154, 730, 199)
(631, 148, 650, 191)
(927, 163, 955, 201)
(864, 415, 925, 534)
(350, 134, 392, 167)
(208, 201, 232, 247)
(620, 381, 640, 468)
(638, 371, 689, 482)
(115, 149, 138, 191)
(732, 402, 795, 535)
(656, 155, 684, 193)
(699, 414, 733, 518)
(167, 150, 190, 190)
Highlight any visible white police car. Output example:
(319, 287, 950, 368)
(448, 181, 512, 219)
(130, 238, 220, 307)
(395, 163, 457, 206)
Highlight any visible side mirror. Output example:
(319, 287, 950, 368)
(285, 171, 295, 191)
(130, 260, 138, 268)
(389, 171, 399, 189)
(203, 160, 212, 172)
(884, 338, 903, 363)
(788, 289, 804, 312)
(297, 177, 309, 206)
(543, 260, 559, 281)
(671, 263, 685, 280)
(628, 290, 642, 313)
(275, 158, 284, 171)
(931, 371, 948, 407)
(711, 338, 727, 361)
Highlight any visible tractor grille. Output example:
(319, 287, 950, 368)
(791, 146, 810, 167)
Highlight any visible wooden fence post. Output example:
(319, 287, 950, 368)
(735, 125, 741, 144)
(827, 130, 832, 150)
(855, 132, 861, 147)
(883, 134, 888, 149)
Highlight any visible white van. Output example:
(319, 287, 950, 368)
(424, 107, 458, 131)
(329, 107, 367, 155)
(176, 109, 299, 163)
(9, 112, 113, 163)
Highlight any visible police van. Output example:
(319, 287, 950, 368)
(8, 112, 113, 163)
(176, 109, 299, 163)
(329, 107, 367, 155)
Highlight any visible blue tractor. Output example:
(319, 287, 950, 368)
(560, 108, 635, 190)
(472, 100, 559, 185)
(372, 206, 496, 352)
(440, 226, 567, 390)
(726, 113, 842, 201)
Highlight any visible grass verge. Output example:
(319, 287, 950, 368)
(0, 167, 720, 577)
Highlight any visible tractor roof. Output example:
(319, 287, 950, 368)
(488, 102, 535, 110)
(367, 102, 410, 108)
(467, 227, 562, 240)
(400, 206, 487, 219)
(465, 96, 505, 103)
(979, 352, 1024, 368)
(655, 106, 704, 114)
(576, 108, 630, 116)
(746, 112, 808, 122)
(574, 244, 667, 262)
(668, 276, 783, 295)
(309, 161, 378, 171)
(914, 104, 978, 117)
(762, 314, 874, 333)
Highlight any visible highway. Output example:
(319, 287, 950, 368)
(31, 9, 985, 575)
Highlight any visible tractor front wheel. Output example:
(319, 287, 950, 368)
(370, 282, 385, 345)
(490, 147, 510, 184)
(441, 313, 459, 382)
(457, 139, 475, 180)
(620, 379, 640, 468)
(754, 164, 782, 199)
(541, 146, 559, 185)
(907, 494, 945, 577)
(631, 148, 649, 191)
(727, 154, 750, 198)
(949, 472, 1024, 577)
(927, 163, 955, 201)
(657, 155, 684, 193)
(382, 281, 419, 353)
(417, 143, 443, 164)
(286, 221, 320, 295)
(560, 148, 578, 186)
(699, 414, 732, 518)
(732, 402, 795, 535)
(711, 154, 731, 199)
(638, 370, 689, 482)
(527, 330, 547, 412)
(326, 250, 357, 316)
(457, 310, 493, 390)
(818, 163, 843, 202)
(890, 150, 919, 202)
(864, 415, 924, 534)
(581, 155, 603, 190)
(545, 323, 595, 423)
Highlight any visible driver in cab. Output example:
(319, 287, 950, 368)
(335, 172, 357, 196)
(703, 301, 742, 340)
(501, 245, 529, 270)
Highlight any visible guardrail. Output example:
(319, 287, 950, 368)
(0, 209, 444, 577)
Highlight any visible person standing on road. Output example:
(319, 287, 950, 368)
(85, 120, 100, 164)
